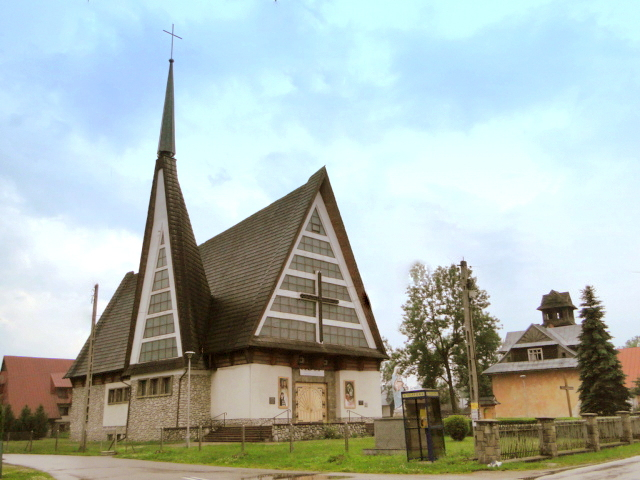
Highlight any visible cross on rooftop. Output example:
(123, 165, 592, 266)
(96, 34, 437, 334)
(300, 271, 339, 343)
(163, 24, 182, 60)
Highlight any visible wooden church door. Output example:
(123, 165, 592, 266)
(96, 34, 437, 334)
(295, 383, 327, 423)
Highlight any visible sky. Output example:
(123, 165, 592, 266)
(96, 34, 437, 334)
(1, 0, 639, 362)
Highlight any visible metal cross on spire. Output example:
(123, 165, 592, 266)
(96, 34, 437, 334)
(163, 24, 182, 60)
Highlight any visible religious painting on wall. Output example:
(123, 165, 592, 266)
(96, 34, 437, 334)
(344, 380, 356, 409)
(278, 377, 289, 408)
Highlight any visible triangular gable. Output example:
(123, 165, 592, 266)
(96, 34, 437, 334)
(515, 324, 553, 345)
(124, 156, 211, 375)
(255, 192, 377, 350)
(200, 167, 386, 358)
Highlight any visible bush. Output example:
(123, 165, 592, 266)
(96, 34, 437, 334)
(323, 425, 341, 439)
(444, 415, 469, 441)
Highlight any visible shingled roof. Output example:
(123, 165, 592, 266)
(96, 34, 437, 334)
(200, 167, 385, 358)
(66, 271, 138, 378)
(537, 290, 577, 311)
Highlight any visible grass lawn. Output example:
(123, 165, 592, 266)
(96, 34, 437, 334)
(0, 464, 55, 480)
(3, 436, 640, 475)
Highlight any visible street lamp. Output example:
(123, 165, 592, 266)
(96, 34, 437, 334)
(185, 351, 195, 448)
(520, 375, 529, 417)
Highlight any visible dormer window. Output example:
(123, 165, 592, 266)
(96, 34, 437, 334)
(528, 348, 543, 361)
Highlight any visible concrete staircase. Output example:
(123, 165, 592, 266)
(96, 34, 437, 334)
(203, 425, 273, 442)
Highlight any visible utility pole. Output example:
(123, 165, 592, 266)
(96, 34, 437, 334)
(80, 284, 98, 452)
(460, 260, 481, 423)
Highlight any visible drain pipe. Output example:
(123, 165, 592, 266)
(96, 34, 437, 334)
(176, 367, 188, 427)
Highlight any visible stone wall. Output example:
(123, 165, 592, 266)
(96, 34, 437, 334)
(128, 372, 211, 441)
(69, 384, 106, 442)
(272, 422, 369, 441)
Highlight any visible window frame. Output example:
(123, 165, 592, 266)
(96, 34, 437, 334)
(527, 347, 544, 361)
(137, 376, 173, 398)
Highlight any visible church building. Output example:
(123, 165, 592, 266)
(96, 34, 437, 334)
(65, 58, 387, 441)
(484, 290, 581, 418)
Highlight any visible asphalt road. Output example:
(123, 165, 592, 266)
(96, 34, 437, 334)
(5, 454, 640, 480)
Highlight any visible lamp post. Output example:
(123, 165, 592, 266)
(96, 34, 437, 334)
(520, 375, 529, 417)
(185, 351, 195, 448)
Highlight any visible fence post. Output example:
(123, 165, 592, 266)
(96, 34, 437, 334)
(537, 418, 558, 457)
(55, 425, 59, 452)
(582, 413, 600, 452)
(289, 422, 294, 453)
(617, 411, 633, 444)
(199, 425, 202, 451)
(344, 422, 349, 453)
(241, 425, 245, 454)
(160, 427, 163, 452)
(474, 420, 500, 464)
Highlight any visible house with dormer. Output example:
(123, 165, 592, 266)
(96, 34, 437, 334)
(484, 290, 582, 418)
(65, 58, 387, 441)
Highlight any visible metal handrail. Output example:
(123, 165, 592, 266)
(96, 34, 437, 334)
(210, 412, 227, 428)
(347, 410, 366, 423)
(259, 409, 291, 427)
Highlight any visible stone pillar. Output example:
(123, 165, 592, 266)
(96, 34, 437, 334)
(582, 413, 600, 452)
(617, 411, 633, 444)
(474, 420, 501, 464)
(537, 417, 558, 457)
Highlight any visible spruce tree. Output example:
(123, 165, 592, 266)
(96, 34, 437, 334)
(33, 405, 49, 439)
(576, 285, 630, 415)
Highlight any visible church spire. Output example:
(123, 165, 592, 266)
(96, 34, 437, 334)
(157, 59, 176, 157)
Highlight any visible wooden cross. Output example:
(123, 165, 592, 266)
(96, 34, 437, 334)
(300, 271, 339, 343)
(559, 378, 574, 417)
(163, 24, 182, 60)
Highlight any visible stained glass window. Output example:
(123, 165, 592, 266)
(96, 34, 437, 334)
(324, 325, 368, 348)
(290, 255, 343, 280)
(271, 295, 315, 317)
(298, 235, 334, 257)
(152, 269, 170, 291)
(148, 291, 172, 314)
(139, 337, 178, 363)
(306, 209, 326, 235)
(260, 317, 316, 342)
(143, 313, 175, 338)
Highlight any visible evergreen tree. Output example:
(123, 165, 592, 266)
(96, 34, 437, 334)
(2, 404, 15, 433)
(17, 405, 33, 433)
(576, 285, 630, 415)
(33, 405, 49, 439)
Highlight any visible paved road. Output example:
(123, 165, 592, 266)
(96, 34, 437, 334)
(5, 454, 640, 480)
(3, 454, 543, 480)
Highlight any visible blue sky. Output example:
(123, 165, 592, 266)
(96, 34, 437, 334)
(1, 0, 639, 360)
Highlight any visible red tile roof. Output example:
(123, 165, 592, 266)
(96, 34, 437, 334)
(618, 347, 640, 390)
(1, 356, 74, 420)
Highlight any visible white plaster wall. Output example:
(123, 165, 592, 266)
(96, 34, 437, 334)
(102, 382, 129, 427)
(211, 364, 292, 419)
(335, 370, 382, 419)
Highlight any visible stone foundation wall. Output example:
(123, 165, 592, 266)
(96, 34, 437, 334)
(127, 372, 211, 441)
(69, 384, 106, 442)
(272, 422, 369, 441)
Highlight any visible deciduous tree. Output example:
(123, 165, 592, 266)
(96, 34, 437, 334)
(399, 262, 501, 412)
(576, 285, 630, 415)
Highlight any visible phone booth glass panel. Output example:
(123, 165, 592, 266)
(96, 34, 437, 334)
(401, 389, 445, 461)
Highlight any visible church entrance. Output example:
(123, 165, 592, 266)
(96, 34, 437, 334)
(295, 383, 327, 423)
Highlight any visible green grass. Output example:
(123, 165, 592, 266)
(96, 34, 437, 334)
(1, 464, 55, 480)
(3, 436, 640, 475)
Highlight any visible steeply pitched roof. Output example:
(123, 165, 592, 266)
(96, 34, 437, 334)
(200, 167, 386, 357)
(1, 356, 74, 420)
(66, 272, 138, 378)
(618, 346, 640, 391)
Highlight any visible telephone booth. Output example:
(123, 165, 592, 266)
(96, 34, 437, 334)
(401, 389, 445, 462)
